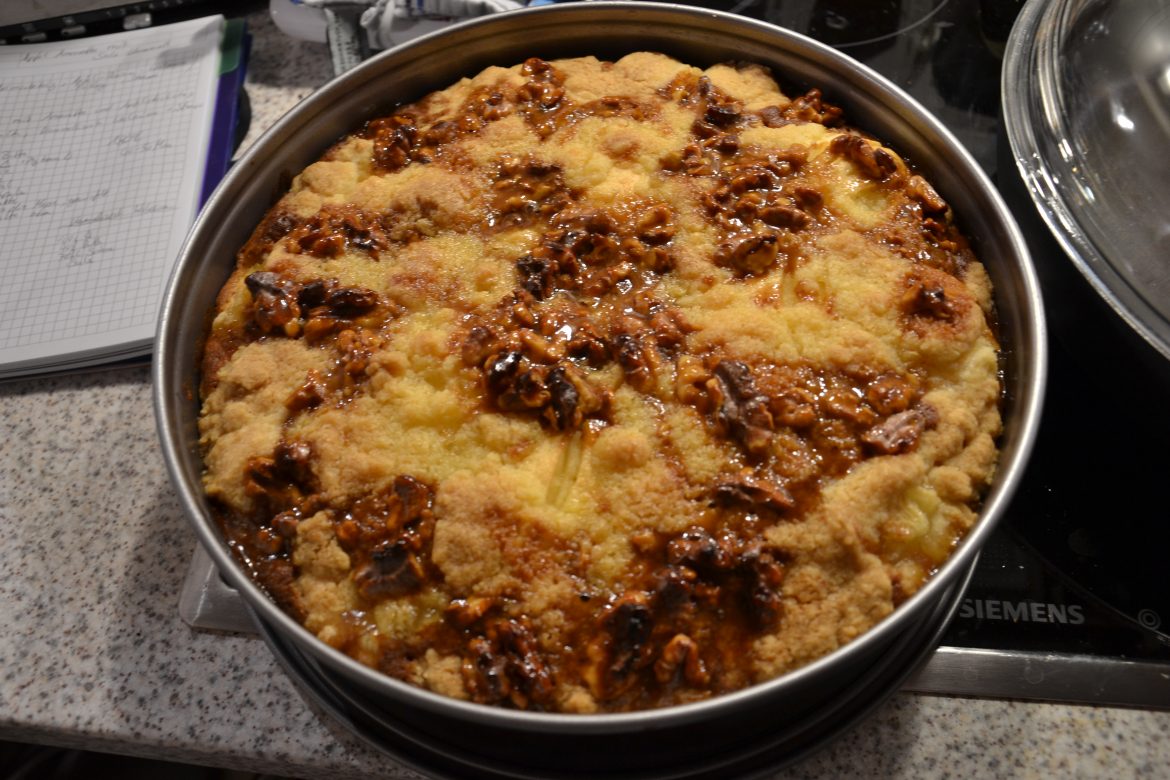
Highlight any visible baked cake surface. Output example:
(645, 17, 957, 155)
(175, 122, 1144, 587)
(198, 53, 1001, 712)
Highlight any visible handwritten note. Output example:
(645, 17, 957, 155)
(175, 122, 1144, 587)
(0, 16, 224, 376)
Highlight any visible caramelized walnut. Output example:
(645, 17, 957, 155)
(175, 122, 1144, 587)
(516, 58, 568, 138)
(709, 360, 775, 456)
(667, 527, 732, 573)
(354, 539, 425, 600)
(769, 384, 818, 429)
(463, 88, 513, 128)
(713, 471, 794, 513)
(244, 273, 381, 345)
(337, 476, 436, 601)
(445, 596, 495, 629)
(490, 353, 549, 412)
(876, 198, 972, 278)
(760, 88, 844, 126)
(654, 634, 709, 687)
(239, 212, 297, 267)
(242, 440, 318, 513)
(657, 75, 749, 176)
(612, 329, 661, 392)
(759, 204, 810, 231)
(335, 476, 433, 551)
(908, 174, 948, 213)
(721, 233, 780, 276)
(604, 594, 655, 679)
(245, 272, 301, 337)
(679, 357, 938, 521)
(544, 363, 607, 429)
(865, 373, 918, 416)
(478, 335, 611, 430)
(582, 519, 791, 702)
(464, 617, 555, 709)
(737, 543, 787, 628)
(492, 155, 572, 228)
(900, 274, 957, 321)
(697, 147, 816, 275)
(286, 370, 326, 413)
(704, 102, 741, 128)
(298, 281, 379, 318)
(285, 205, 390, 259)
(462, 324, 499, 368)
(829, 133, 898, 181)
(565, 321, 610, 365)
(792, 186, 823, 211)
(516, 239, 579, 299)
(861, 404, 940, 455)
(635, 205, 675, 246)
(660, 142, 719, 176)
(365, 114, 419, 172)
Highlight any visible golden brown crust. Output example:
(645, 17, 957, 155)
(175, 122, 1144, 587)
(198, 53, 1001, 712)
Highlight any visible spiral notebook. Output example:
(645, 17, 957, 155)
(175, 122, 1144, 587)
(0, 14, 246, 379)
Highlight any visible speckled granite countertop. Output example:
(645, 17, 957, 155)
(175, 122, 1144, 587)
(0, 9, 1166, 780)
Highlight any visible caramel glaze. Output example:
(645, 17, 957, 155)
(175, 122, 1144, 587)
(211, 58, 980, 711)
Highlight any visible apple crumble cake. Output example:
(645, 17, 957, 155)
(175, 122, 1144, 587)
(198, 53, 1001, 712)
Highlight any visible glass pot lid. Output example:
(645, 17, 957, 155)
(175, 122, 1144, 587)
(1003, 0, 1170, 358)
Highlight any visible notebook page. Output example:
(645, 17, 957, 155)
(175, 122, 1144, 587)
(0, 15, 224, 374)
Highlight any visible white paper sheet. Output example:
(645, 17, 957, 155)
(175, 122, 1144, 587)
(0, 15, 224, 376)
